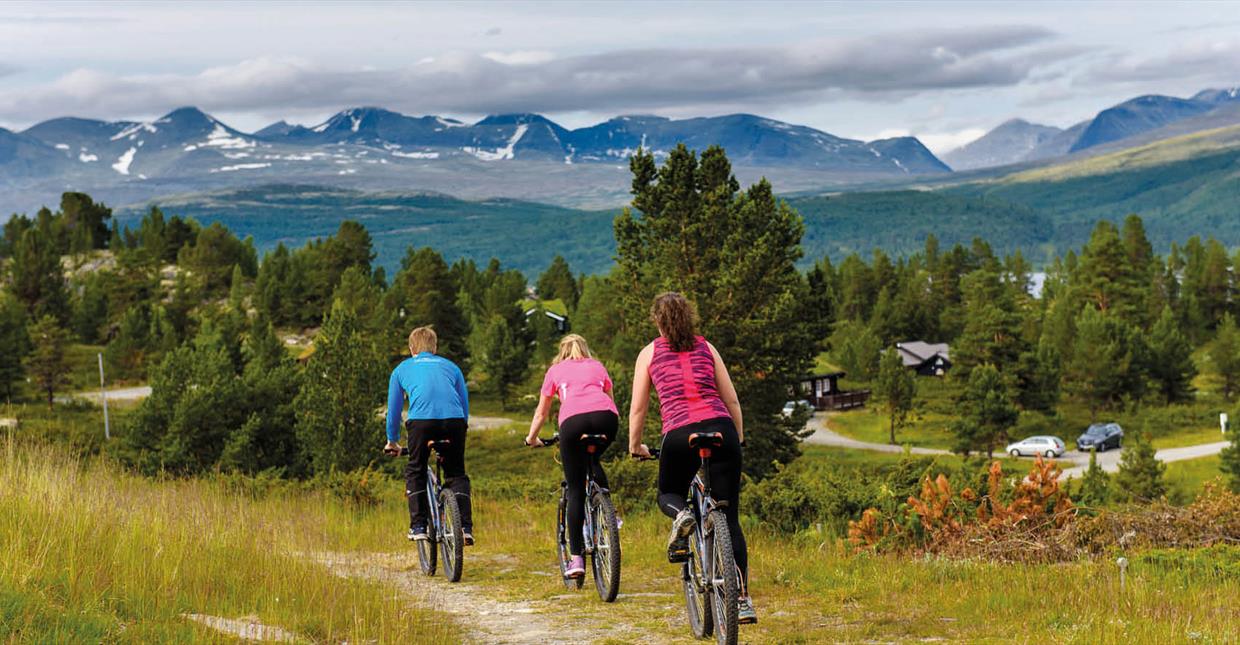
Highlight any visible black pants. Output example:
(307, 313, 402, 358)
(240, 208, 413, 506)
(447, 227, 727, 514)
(657, 417, 748, 585)
(404, 418, 472, 532)
(558, 410, 618, 555)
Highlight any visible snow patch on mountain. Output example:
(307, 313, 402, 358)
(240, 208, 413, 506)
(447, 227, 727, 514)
(391, 150, 439, 159)
(204, 125, 255, 149)
(464, 123, 528, 161)
(111, 122, 157, 141)
(111, 147, 136, 174)
(54, 143, 69, 150)
(210, 162, 271, 173)
(79, 152, 98, 162)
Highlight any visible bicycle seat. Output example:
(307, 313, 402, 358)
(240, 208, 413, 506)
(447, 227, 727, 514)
(426, 438, 452, 451)
(687, 432, 724, 448)
(580, 434, 611, 447)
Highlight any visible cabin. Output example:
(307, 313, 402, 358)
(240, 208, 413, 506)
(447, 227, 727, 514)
(799, 371, 870, 411)
(896, 341, 951, 376)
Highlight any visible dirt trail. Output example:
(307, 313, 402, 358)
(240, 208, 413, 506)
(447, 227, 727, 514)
(307, 550, 654, 645)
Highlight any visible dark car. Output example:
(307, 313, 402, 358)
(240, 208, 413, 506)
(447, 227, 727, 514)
(1076, 423, 1124, 452)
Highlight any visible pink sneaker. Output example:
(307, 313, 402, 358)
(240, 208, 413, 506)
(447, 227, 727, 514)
(565, 555, 585, 578)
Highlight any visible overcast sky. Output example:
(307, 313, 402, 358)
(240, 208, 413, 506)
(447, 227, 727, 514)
(1, 1, 1238, 153)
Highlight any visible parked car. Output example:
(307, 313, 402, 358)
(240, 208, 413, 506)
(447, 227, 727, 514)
(1076, 423, 1124, 452)
(1005, 436, 1066, 458)
(781, 400, 815, 417)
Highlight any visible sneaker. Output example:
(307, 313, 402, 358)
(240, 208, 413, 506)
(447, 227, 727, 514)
(667, 508, 696, 563)
(738, 596, 758, 624)
(565, 555, 586, 579)
(615, 516, 624, 530)
(463, 532, 475, 546)
(409, 527, 428, 542)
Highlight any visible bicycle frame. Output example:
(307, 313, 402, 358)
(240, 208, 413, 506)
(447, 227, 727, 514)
(425, 455, 444, 539)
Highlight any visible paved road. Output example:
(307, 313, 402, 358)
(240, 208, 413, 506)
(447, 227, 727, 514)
(64, 385, 153, 404)
(805, 414, 1231, 476)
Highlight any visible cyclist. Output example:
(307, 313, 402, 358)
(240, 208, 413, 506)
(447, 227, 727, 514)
(385, 326, 474, 546)
(627, 292, 756, 624)
(525, 334, 619, 579)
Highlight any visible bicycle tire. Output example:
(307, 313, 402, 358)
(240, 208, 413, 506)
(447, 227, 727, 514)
(683, 512, 713, 639)
(557, 488, 583, 590)
(416, 532, 438, 577)
(705, 510, 739, 645)
(439, 490, 465, 582)
(590, 490, 622, 602)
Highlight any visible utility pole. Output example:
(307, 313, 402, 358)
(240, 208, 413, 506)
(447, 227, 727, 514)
(97, 353, 110, 440)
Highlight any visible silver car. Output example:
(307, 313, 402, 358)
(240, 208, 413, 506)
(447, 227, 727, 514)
(1005, 435, 1065, 458)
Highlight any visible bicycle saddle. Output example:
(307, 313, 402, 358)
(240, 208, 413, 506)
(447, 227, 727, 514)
(580, 434, 611, 446)
(426, 438, 452, 450)
(687, 432, 724, 448)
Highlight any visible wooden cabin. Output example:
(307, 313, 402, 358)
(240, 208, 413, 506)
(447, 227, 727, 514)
(799, 371, 870, 411)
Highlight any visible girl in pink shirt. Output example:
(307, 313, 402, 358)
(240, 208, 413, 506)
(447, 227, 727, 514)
(525, 334, 618, 579)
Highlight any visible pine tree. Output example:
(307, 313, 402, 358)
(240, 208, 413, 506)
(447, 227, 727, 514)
(952, 364, 1017, 457)
(1063, 305, 1142, 418)
(471, 312, 530, 409)
(1147, 305, 1197, 404)
(24, 315, 70, 409)
(70, 273, 109, 343)
(829, 320, 882, 382)
(294, 300, 387, 474)
(1113, 430, 1167, 502)
(1210, 313, 1240, 401)
(1076, 220, 1145, 325)
(384, 247, 469, 367)
(0, 294, 30, 401)
(875, 348, 916, 444)
(1076, 447, 1111, 509)
(536, 255, 580, 311)
(613, 145, 815, 478)
(8, 227, 69, 322)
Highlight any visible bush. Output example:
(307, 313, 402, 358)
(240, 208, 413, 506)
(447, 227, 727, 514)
(604, 456, 658, 515)
(310, 467, 386, 508)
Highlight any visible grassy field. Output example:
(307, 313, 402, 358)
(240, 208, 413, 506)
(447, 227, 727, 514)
(1164, 455, 1226, 502)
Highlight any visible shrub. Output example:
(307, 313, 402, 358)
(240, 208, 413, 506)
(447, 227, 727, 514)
(311, 467, 385, 508)
(604, 456, 658, 515)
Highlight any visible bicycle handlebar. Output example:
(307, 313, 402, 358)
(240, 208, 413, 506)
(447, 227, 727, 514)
(633, 448, 660, 461)
(526, 434, 560, 447)
(384, 446, 411, 457)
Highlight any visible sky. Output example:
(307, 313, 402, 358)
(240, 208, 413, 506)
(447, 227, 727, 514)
(1, 1, 1238, 154)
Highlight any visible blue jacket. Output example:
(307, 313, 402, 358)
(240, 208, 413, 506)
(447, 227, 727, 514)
(385, 352, 469, 442)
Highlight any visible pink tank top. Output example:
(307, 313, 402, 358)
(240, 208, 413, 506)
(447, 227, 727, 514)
(649, 336, 732, 433)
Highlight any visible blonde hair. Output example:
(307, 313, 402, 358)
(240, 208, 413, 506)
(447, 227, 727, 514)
(408, 326, 438, 354)
(553, 334, 592, 364)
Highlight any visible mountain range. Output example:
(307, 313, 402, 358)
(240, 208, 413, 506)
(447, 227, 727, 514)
(943, 87, 1240, 170)
(0, 107, 949, 214)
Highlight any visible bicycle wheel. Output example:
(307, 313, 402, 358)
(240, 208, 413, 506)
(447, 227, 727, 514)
(557, 488, 583, 590)
(589, 491, 622, 602)
(683, 514, 713, 639)
(439, 490, 465, 583)
(416, 531, 438, 577)
(705, 510, 739, 645)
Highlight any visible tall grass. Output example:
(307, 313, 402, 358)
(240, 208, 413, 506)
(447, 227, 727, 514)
(0, 435, 458, 643)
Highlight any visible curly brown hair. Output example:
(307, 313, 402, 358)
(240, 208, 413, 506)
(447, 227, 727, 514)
(651, 292, 699, 351)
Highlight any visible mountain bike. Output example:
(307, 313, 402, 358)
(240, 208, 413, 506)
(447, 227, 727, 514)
(528, 433, 623, 602)
(644, 431, 742, 645)
(386, 440, 465, 582)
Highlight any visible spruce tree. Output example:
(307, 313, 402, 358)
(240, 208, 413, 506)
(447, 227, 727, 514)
(1221, 413, 1240, 493)
(0, 294, 30, 401)
(1076, 447, 1111, 509)
(1113, 430, 1166, 502)
(9, 227, 69, 322)
(1147, 306, 1197, 404)
(24, 315, 71, 409)
(829, 320, 882, 381)
(1063, 306, 1141, 418)
(536, 255, 580, 311)
(384, 247, 469, 367)
(1209, 313, 1240, 401)
(875, 348, 916, 444)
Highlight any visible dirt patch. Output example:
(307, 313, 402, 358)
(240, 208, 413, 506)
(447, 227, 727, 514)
(306, 550, 649, 645)
(182, 613, 300, 642)
(471, 416, 516, 430)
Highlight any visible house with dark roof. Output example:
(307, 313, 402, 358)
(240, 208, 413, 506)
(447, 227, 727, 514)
(896, 341, 951, 376)
(799, 371, 870, 411)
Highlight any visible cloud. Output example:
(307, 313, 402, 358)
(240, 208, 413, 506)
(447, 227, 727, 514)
(1082, 38, 1240, 85)
(866, 127, 987, 154)
(484, 26, 502, 37)
(0, 25, 1073, 125)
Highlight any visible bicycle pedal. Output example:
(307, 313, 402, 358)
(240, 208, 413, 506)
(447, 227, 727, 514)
(667, 548, 690, 563)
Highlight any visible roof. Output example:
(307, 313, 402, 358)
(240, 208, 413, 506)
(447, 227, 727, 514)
(801, 371, 846, 380)
(896, 341, 950, 367)
(524, 308, 567, 322)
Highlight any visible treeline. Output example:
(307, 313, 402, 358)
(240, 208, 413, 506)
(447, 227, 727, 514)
(0, 144, 821, 482)
(814, 213, 1240, 465)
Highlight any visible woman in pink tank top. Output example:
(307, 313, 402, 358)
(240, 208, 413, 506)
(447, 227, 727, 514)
(525, 334, 618, 580)
(626, 292, 756, 623)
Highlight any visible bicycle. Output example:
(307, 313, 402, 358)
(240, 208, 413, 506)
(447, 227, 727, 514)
(643, 431, 742, 645)
(528, 433, 623, 602)
(386, 439, 465, 582)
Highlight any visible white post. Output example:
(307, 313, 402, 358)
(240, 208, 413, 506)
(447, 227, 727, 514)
(1222, 412, 1229, 435)
(97, 353, 110, 441)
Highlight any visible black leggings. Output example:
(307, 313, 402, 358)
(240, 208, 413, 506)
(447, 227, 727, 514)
(559, 410, 618, 555)
(404, 418, 472, 532)
(657, 418, 748, 585)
